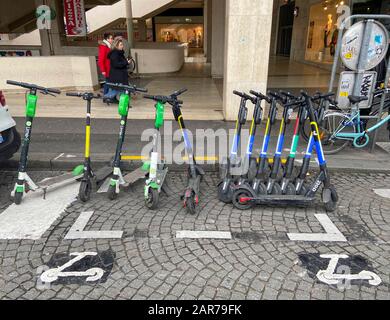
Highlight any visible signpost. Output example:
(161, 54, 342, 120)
(328, 15, 390, 152)
(63, 0, 87, 37)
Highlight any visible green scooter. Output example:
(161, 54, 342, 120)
(6, 80, 62, 205)
(105, 82, 148, 200)
(141, 94, 171, 210)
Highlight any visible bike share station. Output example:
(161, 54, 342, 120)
(0, 15, 389, 296)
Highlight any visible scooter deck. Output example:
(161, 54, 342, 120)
(94, 166, 113, 183)
(250, 195, 315, 206)
(123, 167, 147, 187)
(38, 172, 82, 189)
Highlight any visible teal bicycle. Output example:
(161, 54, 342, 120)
(321, 90, 390, 154)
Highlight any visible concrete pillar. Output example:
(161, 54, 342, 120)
(125, 0, 134, 48)
(204, 0, 212, 62)
(211, 0, 225, 78)
(35, 0, 66, 56)
(138, 19, 147, 42)
(223, 0, 274, 121)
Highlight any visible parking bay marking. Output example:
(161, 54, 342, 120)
(176, 231, 232, 240)
(0, 182, 78, 240)
(373, 189, 390, 199)
(65, 211, 123, 240)
(287, 214, 347, 242)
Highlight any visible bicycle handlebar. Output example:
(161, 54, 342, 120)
(6, 80, 61, 94)
(106, 82, 148, 93)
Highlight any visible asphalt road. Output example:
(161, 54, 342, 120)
(12, 117, 390, 156)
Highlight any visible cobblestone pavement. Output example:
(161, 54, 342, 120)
(0, 170, 389, 300)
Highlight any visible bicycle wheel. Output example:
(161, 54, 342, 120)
(321, 112, 353, 155)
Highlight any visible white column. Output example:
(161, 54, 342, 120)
(223, 0, 274, 120)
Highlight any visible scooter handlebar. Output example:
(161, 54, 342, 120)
(6, 80, 61, 94)
(106, 82, 148, 93)
(279, 90, 297, 100)
(143, 94, 183, 105)
(233, 90, 253, 101)
(66, 92, 102, 100)
(249, 90, 271, 103)
(172, 88, 188, 97)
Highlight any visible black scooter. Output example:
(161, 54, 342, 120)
(170, 88, 205, 215)
(232, 91, 338, 212)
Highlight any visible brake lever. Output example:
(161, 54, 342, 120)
(40, 90, 56, 97)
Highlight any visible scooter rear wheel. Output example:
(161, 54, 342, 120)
(79, 180, 92, 203)
(108, 185, 118, 200)
(232, 188, 255, 210)
(14, 191, 23, 205)
(185, 192, 197, 215)
(217, 181, 234, 203)
(145, 188, 159, 210)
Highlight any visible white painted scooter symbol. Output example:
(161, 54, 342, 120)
(40, 252, 104, 283)
(316, 254, 382, 286)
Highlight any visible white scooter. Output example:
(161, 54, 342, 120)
(0, 91, 21, 161)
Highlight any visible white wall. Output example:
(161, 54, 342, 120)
(0, 56, 99, 91)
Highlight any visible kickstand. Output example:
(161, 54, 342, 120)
(43, 188, 47, 200)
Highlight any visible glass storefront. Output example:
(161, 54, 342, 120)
(305, 1, 351, 64)
(155, 24, 203, 48)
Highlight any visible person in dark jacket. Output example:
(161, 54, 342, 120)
(104, 38, 130, 103)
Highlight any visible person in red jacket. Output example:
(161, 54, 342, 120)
(98, 33, 114, 95)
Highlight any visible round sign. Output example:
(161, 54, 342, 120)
(340, 20, 389, 71)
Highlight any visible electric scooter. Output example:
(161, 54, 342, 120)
(65, 92, 113, 202)
(232, 91, 338, 212)
(105, 82, 148, 200)
(169, 88, 205, 215)
(218, 91, 250, 203)
(6, 80, 65, 205)
(247, 91, 277, 194)
(278, 91, 306, 195)
(141, 93, 171, 210)
(0, 90, 21, 161)
(263, 91, 294, 195)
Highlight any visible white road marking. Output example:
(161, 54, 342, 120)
(53, 153, 65, 161)
(373, 189, 390, 199)
(316, 254, 382, 286)
(40, 252, 104, 283)
(176, 230, 232, 240)
(97, 178, 111, 193)
(0, 183, 78, 240)
(287, 214, 347, 242)
(64, 211, 123, 239)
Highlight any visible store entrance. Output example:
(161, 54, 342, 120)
(277, 1, 295, 57)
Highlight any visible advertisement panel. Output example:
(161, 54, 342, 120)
(64, 0, 87, 36)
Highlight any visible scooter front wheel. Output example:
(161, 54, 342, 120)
(285, 183, 296, 195)
(217, 181, 234, 203)
(323, 185, 338, 212)
(79, 180, 92, 203)
(232, 188, 255, 210)
(14, 191, 23, 205)
(108, 184, 118, 200)
(185, 192, 197, 215)
(145, 188, 159, 210)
